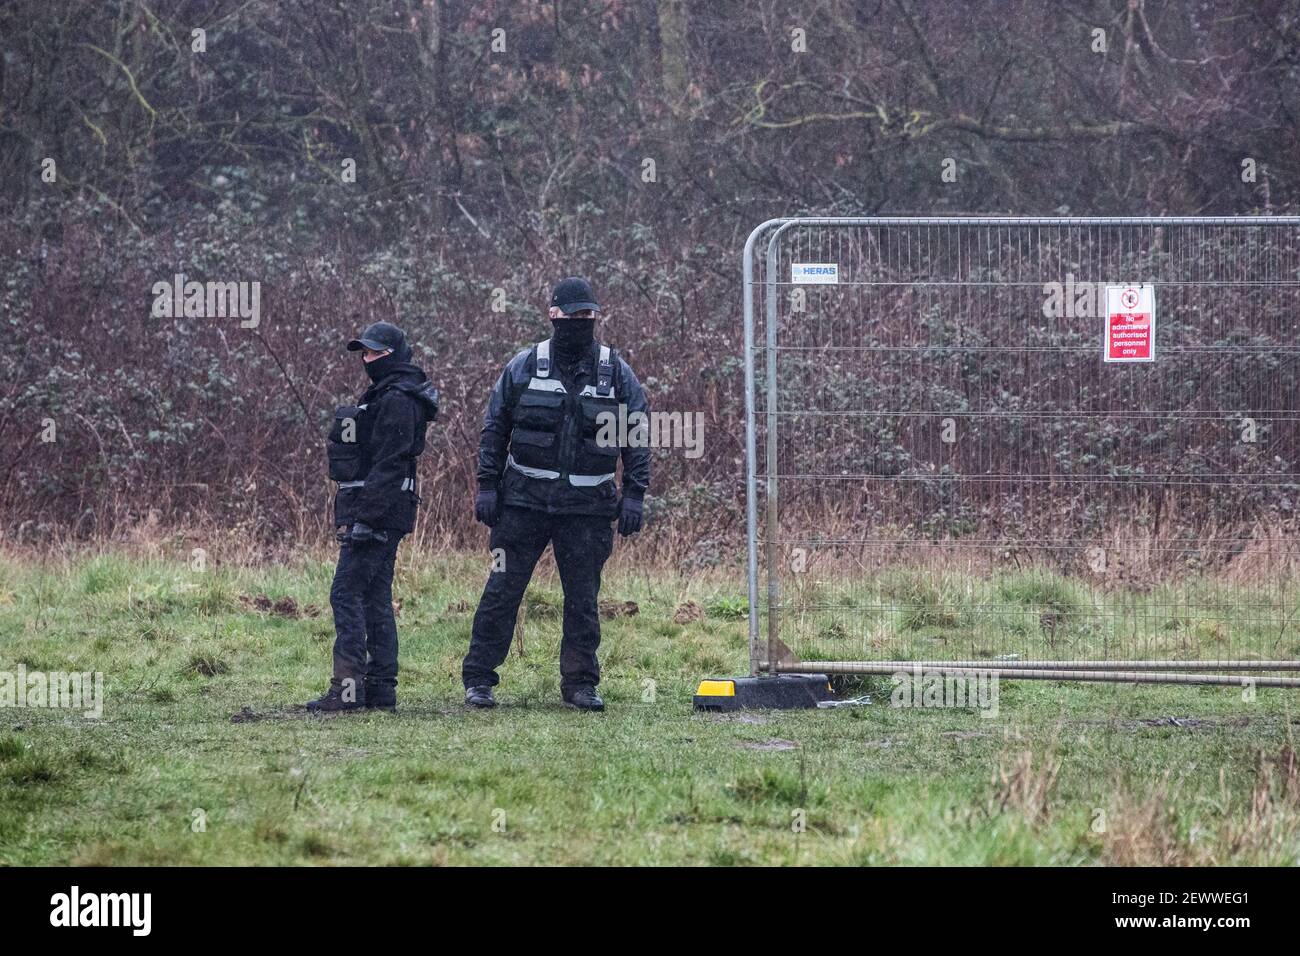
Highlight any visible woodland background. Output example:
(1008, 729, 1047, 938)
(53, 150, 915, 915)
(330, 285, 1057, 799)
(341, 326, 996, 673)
(2, 0, 1299, 564)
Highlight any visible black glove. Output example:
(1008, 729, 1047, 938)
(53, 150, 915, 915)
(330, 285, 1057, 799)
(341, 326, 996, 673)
(617, 496, 644, 537)
(475, 489, 500, 527)
(347, 521, 388, 545)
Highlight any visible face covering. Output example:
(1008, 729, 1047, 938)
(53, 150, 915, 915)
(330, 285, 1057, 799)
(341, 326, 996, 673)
(550, 318, 595, 362)
(364, 349, 406, 382)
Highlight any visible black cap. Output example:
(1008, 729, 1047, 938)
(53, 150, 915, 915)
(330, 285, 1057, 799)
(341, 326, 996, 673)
(550, 276, 600, 315)
(347, 321, 407, 354)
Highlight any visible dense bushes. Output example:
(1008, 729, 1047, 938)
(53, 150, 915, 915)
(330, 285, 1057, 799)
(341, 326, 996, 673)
(2, 1, 1299, 563)
(1, 198, 747, 560)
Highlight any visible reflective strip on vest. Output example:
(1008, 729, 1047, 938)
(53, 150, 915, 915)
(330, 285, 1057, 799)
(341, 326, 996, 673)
(507, 454, 614, 487)
(535, 339, 551, 378)
(567, 470, 615, 487)
(336, 477, 416, 491)
(507, 453, 559, 480)
(528, 376, 566, 393)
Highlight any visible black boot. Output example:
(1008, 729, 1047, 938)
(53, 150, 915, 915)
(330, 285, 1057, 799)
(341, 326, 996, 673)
(305, 678, 366, 713)
(464, 685, 496, 709)
(364, 680, 397, 713)
(562, 686, 604, 712)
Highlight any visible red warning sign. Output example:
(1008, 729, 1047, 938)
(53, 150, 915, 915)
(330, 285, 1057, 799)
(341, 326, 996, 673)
(1104, 285, 1155, 362)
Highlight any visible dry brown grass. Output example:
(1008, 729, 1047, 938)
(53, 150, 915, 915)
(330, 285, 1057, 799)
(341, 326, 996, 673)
(990, 748, 1061, 825)
(980, 724, 1300, 866)
(989, 727, 1062, 825)
(769, 511, 1300, 589)
(0, 509, 727, 573)
(1100, 743, 1300, 866)
(1097, 774, 1192, 866)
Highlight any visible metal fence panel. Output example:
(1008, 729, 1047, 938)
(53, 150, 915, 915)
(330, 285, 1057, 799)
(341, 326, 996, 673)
(745, 217, 1300, 686)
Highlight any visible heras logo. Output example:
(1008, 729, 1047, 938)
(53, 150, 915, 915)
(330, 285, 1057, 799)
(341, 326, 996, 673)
(791, 262, 839, 284)
(49, 886, 152, 936)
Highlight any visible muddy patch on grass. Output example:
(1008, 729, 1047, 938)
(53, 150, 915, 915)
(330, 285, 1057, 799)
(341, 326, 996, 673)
(599, 600, 639, 620)
(230, 705, 325, 723)
(673, 601, 704, 624)
(239, 594, 321, 618)
(230, 706, 268, 723)
(737, 738, 799, 752)
(231, 703, 449, 722)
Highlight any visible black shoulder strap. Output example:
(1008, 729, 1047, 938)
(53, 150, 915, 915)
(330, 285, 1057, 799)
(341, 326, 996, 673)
(595, 343, 613, 397)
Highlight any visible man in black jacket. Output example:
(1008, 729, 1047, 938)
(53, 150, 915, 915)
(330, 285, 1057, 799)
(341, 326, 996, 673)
(463, 277, 650, 711)
(306, 321, 438, 713)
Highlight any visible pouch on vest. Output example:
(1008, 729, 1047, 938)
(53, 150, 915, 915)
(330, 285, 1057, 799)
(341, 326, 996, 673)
(515, 390, 565, 431)
(573, 346, 620, 476)
(327, 404, 373, 482)
(575, 399, 620, 475)
(510, 428, 560, 471)
(507, 344, 565, 471)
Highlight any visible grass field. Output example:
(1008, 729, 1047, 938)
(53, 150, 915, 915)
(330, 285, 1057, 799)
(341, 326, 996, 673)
(1, 549, 1298, 866)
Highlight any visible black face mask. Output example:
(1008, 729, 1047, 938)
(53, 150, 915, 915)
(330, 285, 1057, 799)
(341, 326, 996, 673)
(550, 318, 595, 362)
(364, 350, 404, 382)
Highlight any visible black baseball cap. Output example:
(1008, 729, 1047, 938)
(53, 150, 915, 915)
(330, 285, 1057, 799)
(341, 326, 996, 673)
(550, 276, 601, 315)
(347, 321, 407, 354)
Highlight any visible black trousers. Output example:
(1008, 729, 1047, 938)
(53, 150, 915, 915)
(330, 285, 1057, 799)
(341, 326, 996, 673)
(329, 532, 404, 696)
(463, 505, 614, 692)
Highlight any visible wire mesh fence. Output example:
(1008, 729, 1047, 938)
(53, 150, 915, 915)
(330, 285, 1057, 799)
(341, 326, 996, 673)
(744, 217, 1300, 687)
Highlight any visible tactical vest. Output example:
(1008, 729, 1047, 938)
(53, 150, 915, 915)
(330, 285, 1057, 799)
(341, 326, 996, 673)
(327, 380, 438, 492)
(506, 339, 620, 487)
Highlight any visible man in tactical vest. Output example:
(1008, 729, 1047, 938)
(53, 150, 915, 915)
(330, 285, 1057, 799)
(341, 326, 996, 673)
(463, 277, 650, 711)
(306, 320, 439, 713)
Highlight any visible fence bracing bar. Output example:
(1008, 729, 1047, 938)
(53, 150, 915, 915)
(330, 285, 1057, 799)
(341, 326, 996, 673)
(803, 659, 1300, 671)
(776, 661, 1300, 688)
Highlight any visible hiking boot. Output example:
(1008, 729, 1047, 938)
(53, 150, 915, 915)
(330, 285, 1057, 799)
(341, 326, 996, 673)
(464, 685, 496, 709)
(562, 686, 604, 712)
(364, 681, 397, 713)
(304, 679, 365, 713)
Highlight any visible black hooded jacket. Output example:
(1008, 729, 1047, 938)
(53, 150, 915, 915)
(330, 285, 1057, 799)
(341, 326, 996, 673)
(333, 361, 439, 533)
